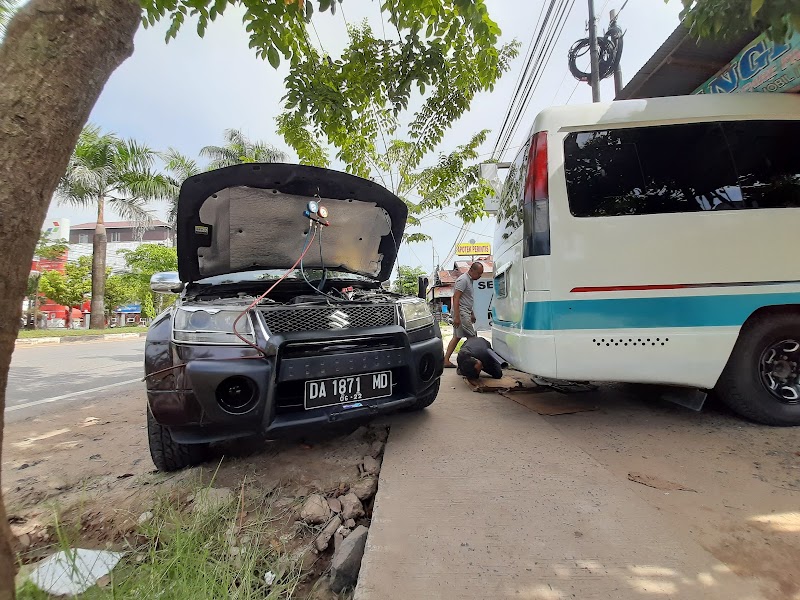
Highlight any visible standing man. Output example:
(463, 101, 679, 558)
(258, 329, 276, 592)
(444, 261, 484, 367)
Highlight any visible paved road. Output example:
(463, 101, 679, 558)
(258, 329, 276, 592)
(7, 338, 145, 422)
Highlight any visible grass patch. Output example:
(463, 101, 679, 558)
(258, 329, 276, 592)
(17, 326, 148, 339)
(17, 484, 306, 600)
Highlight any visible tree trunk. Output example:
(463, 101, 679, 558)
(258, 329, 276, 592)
(0, 1, 140, 597)
(90, 199, 107, 329)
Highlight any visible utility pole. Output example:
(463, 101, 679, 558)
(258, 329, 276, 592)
(587, 0, 601, 102)
(610, 9, 623, 97)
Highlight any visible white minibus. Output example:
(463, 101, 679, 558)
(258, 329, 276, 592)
(488, 93, 800, 425)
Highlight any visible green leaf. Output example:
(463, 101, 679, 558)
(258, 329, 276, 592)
(267, 46, 280, 69)
(751, 0, 765, 16)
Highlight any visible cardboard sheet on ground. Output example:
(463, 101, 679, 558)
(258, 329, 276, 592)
(464, 370, 541, 393)
(500, 391, 599, 415)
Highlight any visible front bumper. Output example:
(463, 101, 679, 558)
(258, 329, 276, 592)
(147, 323, 443, 444)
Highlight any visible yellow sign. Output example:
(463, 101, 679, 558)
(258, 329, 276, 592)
(456, 243, 491, 256)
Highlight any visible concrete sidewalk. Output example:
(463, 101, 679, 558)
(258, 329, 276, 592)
(356, 371, 764, 600)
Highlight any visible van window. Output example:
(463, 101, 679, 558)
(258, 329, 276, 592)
(496, 142, 528, 240)
(564, 121, 800, 217)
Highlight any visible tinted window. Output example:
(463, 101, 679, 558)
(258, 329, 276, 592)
(496, 143, 527, 240)
(565, 121, 800, 217)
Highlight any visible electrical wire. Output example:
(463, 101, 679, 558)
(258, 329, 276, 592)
(493, 0, 576, 160)
(144, 236, 320, 381)
(567, 22, 623, 83)
(230, 227, 318, 353)
(492, 0, 552, 158)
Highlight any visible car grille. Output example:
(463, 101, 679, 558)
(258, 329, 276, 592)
(261, 304, 397, 334)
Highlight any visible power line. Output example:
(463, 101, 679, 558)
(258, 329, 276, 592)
(500, 0, 577, 159)
(495, 0, 567, 156)
(492, 0, 558, 158)
(493, 0, 576, 160)
(492, 0, 551, 157)
(566, 80, 581, 103)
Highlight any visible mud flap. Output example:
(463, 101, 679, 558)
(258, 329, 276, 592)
(658, 388, 708, 412)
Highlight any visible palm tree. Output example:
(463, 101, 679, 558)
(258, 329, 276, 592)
(161, 148, 201, 228)
(58, 125, 171, 329)
(0, 0, 17, 37)
(200, 128, 287, 170)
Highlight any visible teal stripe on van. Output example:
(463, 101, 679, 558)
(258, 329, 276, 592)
(492, 292, 800, 331)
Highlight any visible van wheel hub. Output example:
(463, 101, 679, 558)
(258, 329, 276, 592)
(759, 340, 800, 403)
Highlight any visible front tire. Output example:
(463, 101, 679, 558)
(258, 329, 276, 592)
(406, 379, 440, 411)
(147, 409, 208, 471)
(716, 313, 800, 426)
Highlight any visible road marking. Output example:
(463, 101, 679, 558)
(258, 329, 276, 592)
(7, 378, 142, 412)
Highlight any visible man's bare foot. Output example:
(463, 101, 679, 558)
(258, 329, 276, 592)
(444, 361, 457, 368)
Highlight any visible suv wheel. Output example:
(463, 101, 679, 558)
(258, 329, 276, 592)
(407, 379, 440, 411)
(147, 409, 208, 471)
(716, 313, 800, 426)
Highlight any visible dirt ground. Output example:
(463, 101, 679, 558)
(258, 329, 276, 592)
(3, 382, 800, 598)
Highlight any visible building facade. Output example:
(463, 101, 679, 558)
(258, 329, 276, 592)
(428, 257, 494, 332)
(69, 220, 173, 274)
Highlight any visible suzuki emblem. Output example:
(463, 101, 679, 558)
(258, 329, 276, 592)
(328, 310, 350, 329)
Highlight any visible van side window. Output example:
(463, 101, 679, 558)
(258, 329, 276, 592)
(722, 121, 800, 209)
(564, 121, 800, 217)
(496, 143, 528, 240)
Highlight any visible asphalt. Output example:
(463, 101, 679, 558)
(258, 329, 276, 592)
(356, 370, 765, 600)
(7, 338, 145, 422)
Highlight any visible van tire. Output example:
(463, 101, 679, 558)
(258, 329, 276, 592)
(716, 313, 800, 426)
(148, 409, 207, 471)
(407, 379, 440, 411)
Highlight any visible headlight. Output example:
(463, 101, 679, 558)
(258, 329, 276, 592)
(399, 298, 434, 331)
(172, 306, 255, 345)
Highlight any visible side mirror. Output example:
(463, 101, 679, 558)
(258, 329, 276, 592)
(150, 271, 184, 294)
(480, 162, 511, 216)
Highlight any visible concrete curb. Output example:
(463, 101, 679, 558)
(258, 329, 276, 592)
(15, 332, 147, 347)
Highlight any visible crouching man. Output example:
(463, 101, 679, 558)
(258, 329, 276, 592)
(456, 336, 508, 381)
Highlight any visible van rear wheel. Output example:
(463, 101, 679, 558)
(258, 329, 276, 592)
(716, 313, 800, 426)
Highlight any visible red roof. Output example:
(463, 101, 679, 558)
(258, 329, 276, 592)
(435, 257, 493, 285)
(71, 220, 170, 230)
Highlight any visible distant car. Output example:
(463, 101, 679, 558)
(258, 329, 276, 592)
(145, 164, 444, 471)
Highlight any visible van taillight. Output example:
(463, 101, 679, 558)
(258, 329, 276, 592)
(524, 131, 548, 204)
(523, 131, 551, 256)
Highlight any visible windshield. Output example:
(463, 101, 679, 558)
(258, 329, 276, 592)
(196, 269, 372, 286)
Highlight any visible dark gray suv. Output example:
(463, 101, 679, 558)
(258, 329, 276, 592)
(144, 163, 443, 471)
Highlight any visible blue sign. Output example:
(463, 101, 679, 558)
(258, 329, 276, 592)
(116, 303, 141, 313)
(694, 30, 800, 94)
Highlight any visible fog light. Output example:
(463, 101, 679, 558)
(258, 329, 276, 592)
(216, 376, 257, 414)
(419, 353, 436, 382)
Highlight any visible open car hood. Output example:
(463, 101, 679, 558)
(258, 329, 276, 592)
(176, 164, 408, 283)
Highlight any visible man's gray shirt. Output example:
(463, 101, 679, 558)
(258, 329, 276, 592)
(453, 272, 474, 315)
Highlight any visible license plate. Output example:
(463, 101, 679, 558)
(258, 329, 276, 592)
(304, 371, 392, 409)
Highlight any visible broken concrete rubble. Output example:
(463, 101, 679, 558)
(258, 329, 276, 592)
(362, 455, 381, 476)
(315, 515, 342, 552)
(349, 476, 378, 501)
(300, 494, 332, 525)
(329, 525, 369, 593)
(370, 440, 385, 458)
(327, 496, 342, 514)
(339, 492, 365, 520)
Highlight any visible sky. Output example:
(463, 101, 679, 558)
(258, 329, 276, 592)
(46, 0, 684, 274)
